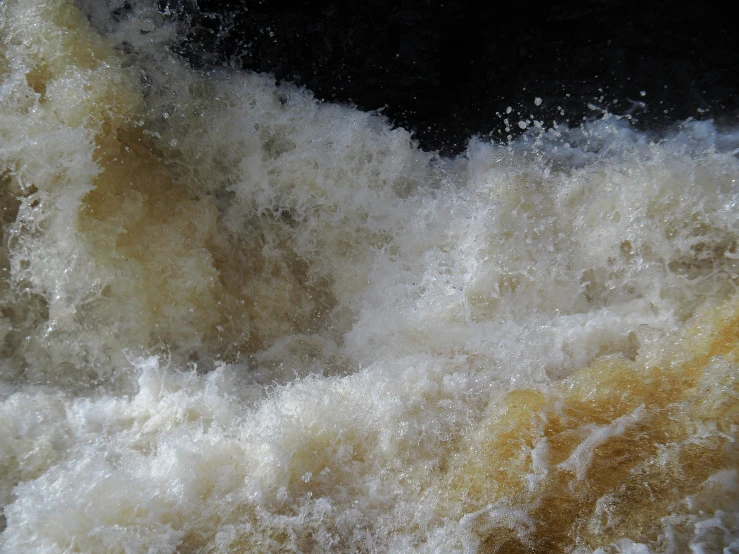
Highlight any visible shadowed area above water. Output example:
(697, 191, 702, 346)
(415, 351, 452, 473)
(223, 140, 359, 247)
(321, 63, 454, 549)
(160, 0, 738, 154)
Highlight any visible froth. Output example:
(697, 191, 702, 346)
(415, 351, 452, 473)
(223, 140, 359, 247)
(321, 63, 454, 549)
(1, 0, 739, 551)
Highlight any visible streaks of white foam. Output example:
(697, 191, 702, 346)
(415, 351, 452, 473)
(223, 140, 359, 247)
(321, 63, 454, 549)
(558, 405, 646, 481)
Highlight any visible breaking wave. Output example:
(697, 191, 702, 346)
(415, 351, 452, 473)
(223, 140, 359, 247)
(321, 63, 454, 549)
(1, 1, 739, 552)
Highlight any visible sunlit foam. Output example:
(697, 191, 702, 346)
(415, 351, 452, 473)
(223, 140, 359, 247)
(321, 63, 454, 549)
(1, 0, 739, 551)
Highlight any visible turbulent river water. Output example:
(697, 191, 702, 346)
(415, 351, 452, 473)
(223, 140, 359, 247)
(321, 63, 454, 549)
(2, 1, 739, 552)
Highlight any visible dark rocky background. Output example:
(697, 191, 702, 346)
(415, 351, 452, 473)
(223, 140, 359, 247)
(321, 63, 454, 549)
(156, 0, 737, 154)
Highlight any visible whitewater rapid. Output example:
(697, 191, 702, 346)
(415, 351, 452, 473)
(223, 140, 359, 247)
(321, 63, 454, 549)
(1, 1, 739, 552)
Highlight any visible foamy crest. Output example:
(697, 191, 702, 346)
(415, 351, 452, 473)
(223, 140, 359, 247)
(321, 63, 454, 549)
(1, 0, 739, 551)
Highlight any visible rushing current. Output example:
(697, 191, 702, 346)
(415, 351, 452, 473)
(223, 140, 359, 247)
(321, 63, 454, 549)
(1, 1, 739, 552)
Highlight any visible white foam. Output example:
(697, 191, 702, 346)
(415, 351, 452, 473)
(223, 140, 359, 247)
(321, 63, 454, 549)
(1, 0, 739, 551)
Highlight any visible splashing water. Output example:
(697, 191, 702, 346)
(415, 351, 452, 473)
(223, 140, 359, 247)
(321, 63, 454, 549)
(1, 1, 739, 552)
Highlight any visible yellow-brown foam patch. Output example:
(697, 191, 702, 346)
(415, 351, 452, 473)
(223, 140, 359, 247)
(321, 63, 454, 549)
(1, 0, 335, 373)
(439, 299, 739, 552)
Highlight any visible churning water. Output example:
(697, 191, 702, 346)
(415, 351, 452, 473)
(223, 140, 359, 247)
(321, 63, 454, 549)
(1, 1, 739, 552)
